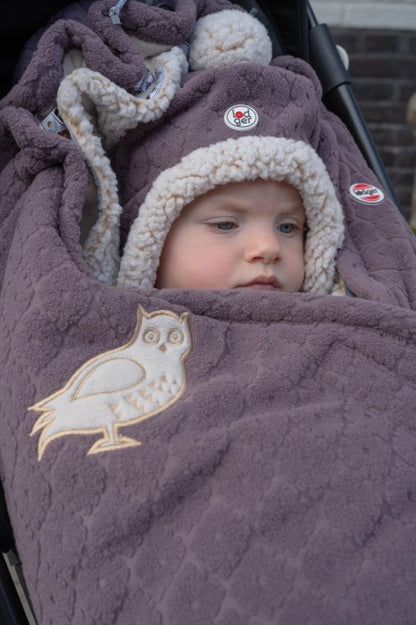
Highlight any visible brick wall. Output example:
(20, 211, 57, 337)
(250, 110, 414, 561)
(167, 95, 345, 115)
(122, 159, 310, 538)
(330, 27, 416, 219)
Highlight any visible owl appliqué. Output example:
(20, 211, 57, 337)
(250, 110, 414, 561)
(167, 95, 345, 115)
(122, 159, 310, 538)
(30, 306, 192, 460)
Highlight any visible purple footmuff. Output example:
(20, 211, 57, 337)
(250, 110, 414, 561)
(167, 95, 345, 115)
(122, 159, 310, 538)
(2, 2, 416, 624)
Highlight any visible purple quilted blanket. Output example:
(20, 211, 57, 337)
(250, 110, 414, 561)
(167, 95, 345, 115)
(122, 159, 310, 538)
(2, 2, 416, 625)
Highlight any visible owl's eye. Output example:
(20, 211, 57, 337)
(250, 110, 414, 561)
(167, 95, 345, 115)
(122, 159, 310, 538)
(167, 329, 184, 344)
(143, 328, 160, 344)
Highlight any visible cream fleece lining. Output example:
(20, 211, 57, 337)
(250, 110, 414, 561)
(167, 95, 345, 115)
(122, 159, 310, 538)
(57, 47, 187, 284)
(117, 136, 344, 293)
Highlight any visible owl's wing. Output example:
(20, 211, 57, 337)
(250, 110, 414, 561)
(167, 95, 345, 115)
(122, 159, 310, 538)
(73, 357, 146, 399)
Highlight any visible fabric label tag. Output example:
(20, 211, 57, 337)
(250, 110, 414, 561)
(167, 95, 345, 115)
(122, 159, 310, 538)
(40, 107, 70, 139)
(131, 66, 165, 100)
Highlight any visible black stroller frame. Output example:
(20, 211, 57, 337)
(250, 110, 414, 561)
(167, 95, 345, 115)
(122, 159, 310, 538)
(0, 1, 403, 623)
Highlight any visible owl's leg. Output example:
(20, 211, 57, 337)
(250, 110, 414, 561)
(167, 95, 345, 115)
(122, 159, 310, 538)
(87, 424, 141, 455)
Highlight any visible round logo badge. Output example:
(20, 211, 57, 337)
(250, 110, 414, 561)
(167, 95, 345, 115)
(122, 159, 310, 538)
(224, 105, 259, 131)
(348, 182, 385, 205)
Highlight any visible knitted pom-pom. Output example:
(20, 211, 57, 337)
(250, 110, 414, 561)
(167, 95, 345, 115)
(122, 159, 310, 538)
(189, 10, 272, 70)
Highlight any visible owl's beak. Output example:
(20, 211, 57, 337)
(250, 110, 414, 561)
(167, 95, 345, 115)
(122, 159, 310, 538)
(159, 344, 167, 353)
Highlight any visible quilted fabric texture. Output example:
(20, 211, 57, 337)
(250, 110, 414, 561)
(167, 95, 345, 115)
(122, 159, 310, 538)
(2, 2, 416, 625)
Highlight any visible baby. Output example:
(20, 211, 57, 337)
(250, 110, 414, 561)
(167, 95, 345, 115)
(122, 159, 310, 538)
(156, 178, 306, 292)
(115, 58, 345, 296)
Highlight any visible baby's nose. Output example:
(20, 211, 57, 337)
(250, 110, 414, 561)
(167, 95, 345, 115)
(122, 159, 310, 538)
(244, 229, 281, 264)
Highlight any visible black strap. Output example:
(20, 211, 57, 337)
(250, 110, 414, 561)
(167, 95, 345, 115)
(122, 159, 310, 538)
(0, 485, 15, 555)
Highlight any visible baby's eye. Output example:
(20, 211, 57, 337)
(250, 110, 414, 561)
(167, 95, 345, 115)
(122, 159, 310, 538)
(277, 223, 297, 235)
(212, 221, 237, 231)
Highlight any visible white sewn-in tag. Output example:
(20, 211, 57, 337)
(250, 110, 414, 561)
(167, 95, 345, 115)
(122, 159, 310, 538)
(130, 66, 164, 100)
(40, 108, 70, 139)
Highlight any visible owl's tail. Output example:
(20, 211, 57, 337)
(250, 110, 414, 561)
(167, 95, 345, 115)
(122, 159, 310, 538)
(30, 407, 55, 435)
(30, 397, 69, 459)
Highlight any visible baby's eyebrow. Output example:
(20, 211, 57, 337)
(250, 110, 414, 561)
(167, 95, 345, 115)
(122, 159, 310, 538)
(278, 211, 305, 220)
(199, 200, 247, 212)
(276, 204, 306, 217)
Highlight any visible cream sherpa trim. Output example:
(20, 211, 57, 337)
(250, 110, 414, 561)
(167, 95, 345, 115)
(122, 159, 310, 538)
(58, 46, 187, 150)
(189, 10, 272, 70)
(57, 46, 187, 285)
(117, 136, 345, 293)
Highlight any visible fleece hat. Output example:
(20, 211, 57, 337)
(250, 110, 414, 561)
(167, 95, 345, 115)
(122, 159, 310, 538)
(51, 5, 272, 284)
(116, 55, 345, 294)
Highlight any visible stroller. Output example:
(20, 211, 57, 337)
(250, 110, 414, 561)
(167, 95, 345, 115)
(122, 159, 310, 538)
(0, 1, 413, 624)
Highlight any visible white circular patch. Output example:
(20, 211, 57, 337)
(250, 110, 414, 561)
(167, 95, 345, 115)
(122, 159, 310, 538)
(349, 182, 385, 205)
(224, 104, 259, 131)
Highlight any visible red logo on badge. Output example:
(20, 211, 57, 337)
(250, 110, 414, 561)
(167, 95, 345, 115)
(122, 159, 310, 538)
(349, 182, 385, 205)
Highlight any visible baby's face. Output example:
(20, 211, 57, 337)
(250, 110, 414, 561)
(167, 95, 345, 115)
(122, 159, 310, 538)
(156, 179, 306, 292)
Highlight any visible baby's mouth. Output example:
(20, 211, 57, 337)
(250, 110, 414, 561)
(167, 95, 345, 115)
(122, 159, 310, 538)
(235, 276, 280, 290)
